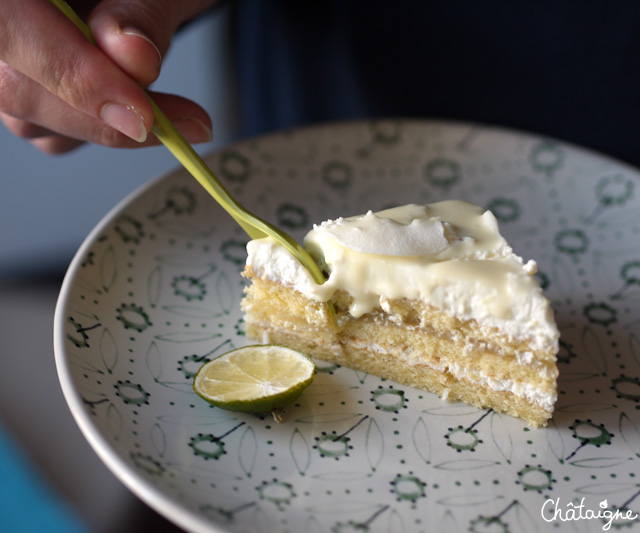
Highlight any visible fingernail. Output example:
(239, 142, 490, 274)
(121, 26, 162, 66)
(172, 117, 213, 144)
(100, 103, 147, 143)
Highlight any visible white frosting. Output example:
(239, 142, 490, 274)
(245, 200, 559, 353)
(318, 206, 450, 256)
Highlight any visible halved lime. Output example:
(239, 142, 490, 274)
(193, 345, 316, 416)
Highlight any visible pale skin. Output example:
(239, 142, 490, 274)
(0, 0, 217, 154)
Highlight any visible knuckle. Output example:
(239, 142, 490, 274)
(43, 55, 87, 107)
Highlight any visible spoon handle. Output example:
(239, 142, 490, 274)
(148, 99, 265, 239)
(48, 0, 260, 237)
(49, 0, 328, 286)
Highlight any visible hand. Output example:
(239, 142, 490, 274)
(0, 0, 216, 154)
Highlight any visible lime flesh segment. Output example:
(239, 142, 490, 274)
(193, 345, 316, 413)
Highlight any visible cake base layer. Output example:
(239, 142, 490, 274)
(242, 274, 558, 428)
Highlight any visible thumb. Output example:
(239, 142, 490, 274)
(88, 0, 217, 87)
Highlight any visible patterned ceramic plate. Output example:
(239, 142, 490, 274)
(54, 120, 640, 533)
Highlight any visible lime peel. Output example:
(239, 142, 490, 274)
(193, 345, 316, 420)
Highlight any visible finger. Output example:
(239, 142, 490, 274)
(145, 90, 214, 144)
(0, 62, 212, 149)
(0, 110, 86, 153)
(0, 61, 145, 147)
(31, 135, 86, 155)
(0, 111, 57, 139)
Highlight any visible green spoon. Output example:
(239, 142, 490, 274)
(49, 0, 327, 286)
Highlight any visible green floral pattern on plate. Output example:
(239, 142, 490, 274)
(55, 120, 640, 532)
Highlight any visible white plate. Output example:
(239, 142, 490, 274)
(55, 120, 640, 532)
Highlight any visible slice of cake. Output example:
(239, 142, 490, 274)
(241, 200, 559, 427)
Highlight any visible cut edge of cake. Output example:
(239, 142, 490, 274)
(240, 201, 560, 428)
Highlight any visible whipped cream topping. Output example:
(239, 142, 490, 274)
(317, 205, 450, 256)
(245, 200, 559, 352)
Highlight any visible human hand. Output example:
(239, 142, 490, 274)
(0, 0, 217, 154)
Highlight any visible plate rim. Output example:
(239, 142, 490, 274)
(53, 165, 228, 533)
